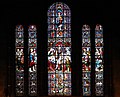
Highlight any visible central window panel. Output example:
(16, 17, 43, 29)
(47, 2, 71, 96)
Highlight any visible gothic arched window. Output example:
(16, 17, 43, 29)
(82, 24, 104, 96)
(15, 25, 37, 96)
(28, 25, 37, 96)
(47, 2, 71, 96)
(15, 25, 24, 96)
(95, 24, 104, 96)
(82, 25, 91, 96)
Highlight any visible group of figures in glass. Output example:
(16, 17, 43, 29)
(48, 3, 71, 95)
(15, 2, 104, 96)
(16, 25, 37, 95)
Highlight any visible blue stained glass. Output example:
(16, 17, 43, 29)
(82, 24, 91, 96)
(28, 25, 37, 96)
(48, 2, 71, 96)
(95, 24, 104, 96)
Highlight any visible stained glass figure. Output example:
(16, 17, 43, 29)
(28, 25, 37, 96)
(82, 25, 91, 96)
(48, 2, 71, 96)
(95, 24, 104, 96)
(15, 25, 24, 96)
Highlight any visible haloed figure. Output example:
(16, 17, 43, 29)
(29, 48, 36, 72)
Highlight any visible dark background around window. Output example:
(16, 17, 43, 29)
(0, 0, 119, 97)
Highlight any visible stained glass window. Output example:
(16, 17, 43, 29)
(82, 25, 91, 96)
(15, 25, 24, 96)
(48, 2, 71, 96)
(28, 25, 37, 95)
(95, 24, 104, 96)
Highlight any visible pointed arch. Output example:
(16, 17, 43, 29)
(82, 24, 91, 96)
(28, 25, 37, 96)
(15, 25, 24, 96)
(47, 2, 71, 96)
(95, 24, 104, 96)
